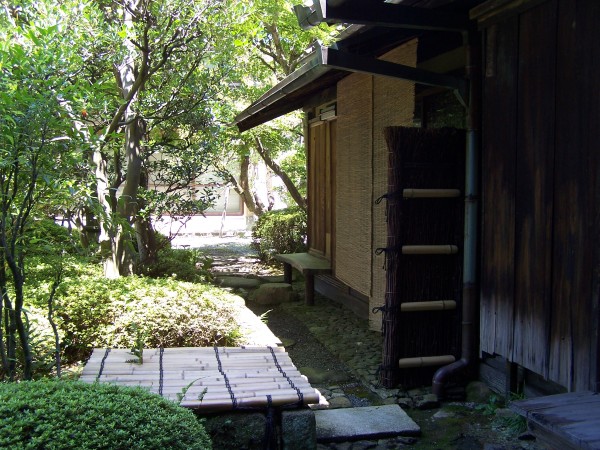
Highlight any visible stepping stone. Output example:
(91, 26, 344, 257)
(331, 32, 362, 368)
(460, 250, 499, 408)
(258, 274, 286, 283)
(314, 405, 420, 442)
(216, 276, 261, 289)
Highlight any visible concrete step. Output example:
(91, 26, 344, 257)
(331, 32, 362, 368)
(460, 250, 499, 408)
(314, 405, 420, 443)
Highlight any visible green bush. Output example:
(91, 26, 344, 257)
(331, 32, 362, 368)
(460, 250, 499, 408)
(251, 207, 307, 262)
(24, 254, 243, 365)
(0, 380, 211, 449)
(142, 247, 213, 282)
(25, 219, 82, 256)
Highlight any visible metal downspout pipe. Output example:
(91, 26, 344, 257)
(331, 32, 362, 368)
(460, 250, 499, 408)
(432, 31, 480, 398)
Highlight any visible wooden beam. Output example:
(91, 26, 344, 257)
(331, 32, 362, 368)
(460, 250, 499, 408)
(322, 47, 468, 104)
(295, 0, 470, 32)
(470, 0, 549, 28)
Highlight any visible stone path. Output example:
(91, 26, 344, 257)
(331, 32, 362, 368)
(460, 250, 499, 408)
(197, 236, 547, 449)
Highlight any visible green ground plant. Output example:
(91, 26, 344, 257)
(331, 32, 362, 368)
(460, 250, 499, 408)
(475, 391, 528, 435)
(12, 221, 243, 373)
(25, 253, 244, 364)
(0, 380, 211, 449)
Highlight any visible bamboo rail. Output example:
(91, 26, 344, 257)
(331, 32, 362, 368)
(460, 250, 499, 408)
(398, 355, 456, 369)
(400, 300, 456, 312)
(403, 188, 461, 198)
(401, 245, 458, 255)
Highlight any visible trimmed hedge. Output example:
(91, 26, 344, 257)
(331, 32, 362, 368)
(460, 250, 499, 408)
(57, 275, 243, 362)
(0, 380, 211, 449)
(25, 255, 244, 365)
(251, 207, 307, 262)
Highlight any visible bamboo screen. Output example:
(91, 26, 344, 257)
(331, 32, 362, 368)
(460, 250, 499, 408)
(334, 39, 417, 325)
(335, 73, 374, 297)
(371, 40, 418, 331)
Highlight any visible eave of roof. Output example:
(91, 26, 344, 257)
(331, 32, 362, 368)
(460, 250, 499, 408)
(234, 50, 347, 132)
(233, 0, 479, 132)
(234, 43, 467, 131)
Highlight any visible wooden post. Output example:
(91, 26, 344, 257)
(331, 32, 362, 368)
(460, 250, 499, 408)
(283, 262, 292, 284)
(305, 272, 315, 306)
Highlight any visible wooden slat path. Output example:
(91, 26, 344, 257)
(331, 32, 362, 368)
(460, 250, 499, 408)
(510, 391, 600, 450)
(81, 347, 320, 412)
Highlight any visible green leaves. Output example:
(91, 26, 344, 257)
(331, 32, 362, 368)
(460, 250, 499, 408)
(23, 251, 245, 364)
(251, 206, 307, 261)
(0, 380, 212, 449)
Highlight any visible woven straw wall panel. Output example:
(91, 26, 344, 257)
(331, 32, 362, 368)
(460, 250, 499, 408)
(370, 39, 418, 331)
(335, 73, 373, 296)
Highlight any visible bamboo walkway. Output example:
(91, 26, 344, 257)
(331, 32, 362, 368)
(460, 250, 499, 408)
(81, 346, 320, 412)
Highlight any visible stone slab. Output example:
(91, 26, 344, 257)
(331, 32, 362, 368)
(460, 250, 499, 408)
(281, 409, 316, 450)
(216, 276, 261, 289)
(314, 405, 420, 442)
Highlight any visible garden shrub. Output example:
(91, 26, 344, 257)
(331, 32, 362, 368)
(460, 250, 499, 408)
(142, 247, 213, 282)
(0, 380, 211, 449)
(25, 219, 81, 255)
(58, 275, 243, 362)
(251, 207, 307, 262)
(24, 255, 244, 364)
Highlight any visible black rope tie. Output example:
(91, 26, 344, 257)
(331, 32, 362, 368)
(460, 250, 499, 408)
(372, 304, 398, 336)
(375, 245, 403, 255)
(268, 346, 304, 408)
(158, 347, 164, 397)
(96, 348, 111, 381)
(375, 245, 402, 270)
(214, 345, 238, 410)
(263, 395, 275, 450)
(375, 190, 404, 204)
(375, 190, 404, 221)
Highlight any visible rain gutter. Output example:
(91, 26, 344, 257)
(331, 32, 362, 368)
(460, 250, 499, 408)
(432, 30, 480, 398)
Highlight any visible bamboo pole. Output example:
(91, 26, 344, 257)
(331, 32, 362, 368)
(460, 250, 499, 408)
(403, 188, 461, 198)
(401, 245, 458, 255)
(179, 391, 321, 411)
(400, 300, 456, 312)
(398, 355, 456, 369)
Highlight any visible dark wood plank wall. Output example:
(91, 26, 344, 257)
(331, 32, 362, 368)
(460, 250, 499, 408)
(512, 0, 557, 381)
(551, 0, 600, 391)
(480, 0, 600, 391)
(480, 15, 519, 360)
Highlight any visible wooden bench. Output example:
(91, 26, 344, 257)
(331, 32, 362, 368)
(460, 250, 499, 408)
(274, 253, 331, 305)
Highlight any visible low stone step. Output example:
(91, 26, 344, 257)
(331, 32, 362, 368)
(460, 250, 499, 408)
(314, 405, 420, 442)
(215, 276, 261, 289)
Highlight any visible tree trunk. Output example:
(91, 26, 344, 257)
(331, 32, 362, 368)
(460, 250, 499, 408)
(225, 155, 265, 217)
(254, 137, 307, 211)
(104, 0, 145, 278)
(135, 169, 158, 268)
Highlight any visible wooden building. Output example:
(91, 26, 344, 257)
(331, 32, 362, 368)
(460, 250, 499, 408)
(235, 0, 600, 403)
